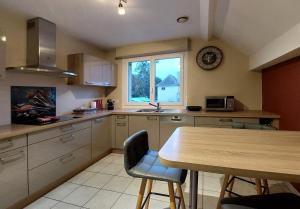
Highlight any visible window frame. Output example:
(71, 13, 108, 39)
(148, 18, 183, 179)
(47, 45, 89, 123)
(122, 53, 185, 107)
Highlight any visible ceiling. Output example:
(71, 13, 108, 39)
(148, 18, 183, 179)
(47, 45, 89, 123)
(0, 0, 300, 56)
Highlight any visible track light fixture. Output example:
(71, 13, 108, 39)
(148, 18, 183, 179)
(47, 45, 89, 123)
(118, 0, 127, 15)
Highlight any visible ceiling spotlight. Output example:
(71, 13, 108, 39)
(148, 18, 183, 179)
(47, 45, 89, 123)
(0, 36, 6, 42)
(118, 0, 127, 15)
(177, 16, 189, 24)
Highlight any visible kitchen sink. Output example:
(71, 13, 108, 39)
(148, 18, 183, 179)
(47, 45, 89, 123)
(136, 109, 164, 113)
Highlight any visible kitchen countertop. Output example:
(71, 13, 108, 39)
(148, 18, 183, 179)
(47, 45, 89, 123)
(0, 109, 280, 141)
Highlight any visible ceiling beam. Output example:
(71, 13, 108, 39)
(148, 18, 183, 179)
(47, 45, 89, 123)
(199, 0, 217, 41)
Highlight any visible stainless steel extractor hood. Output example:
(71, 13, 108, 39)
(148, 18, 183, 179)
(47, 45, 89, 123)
(6, 17, 77, 77)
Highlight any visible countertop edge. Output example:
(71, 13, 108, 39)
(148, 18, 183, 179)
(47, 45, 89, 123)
(0, 109, 280, 141)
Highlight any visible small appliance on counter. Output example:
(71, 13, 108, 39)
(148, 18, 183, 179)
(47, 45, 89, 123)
(205, 96, 235, 112)
(107, 99, 115, 110)
(11, 86, 57, 125)
(186, 106, 202, 111)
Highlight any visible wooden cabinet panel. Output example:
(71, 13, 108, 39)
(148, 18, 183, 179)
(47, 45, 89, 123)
(68, 54, 117, 87)
(0, 135, 26, 154)
(0, 147, 28, 209)
(115, 115, 129, 149)
(129, 116, 159, 150)
(92, 116, 112, 159)
(195, 117, 259, 127)
(29, 145, 91, 194)
(28, 128, 91, 169)
(28, 121, 91, 145)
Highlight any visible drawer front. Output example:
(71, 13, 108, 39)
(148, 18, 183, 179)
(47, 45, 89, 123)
(29, 128, 91, 170)
(115, 115, 128, 122)
(0, 135, 26, 154)
(0, 147, 28, 209)
(29, 145, 91, 194)
(115, 121, 128, 149)
(195, 117, 259, 127)
(28, 120, 91, 145)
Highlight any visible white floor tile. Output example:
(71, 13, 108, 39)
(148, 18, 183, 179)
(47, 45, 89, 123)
(147, 198, 170, 209)
(85, 161, 110, 173)
(111, 194, 138, 209)
(63, 185, 99, 206)
(24, 197, 58, 209)
(51, 202, 82, 209)
(103, 176, 133, 192)
(117, 167, 131, 178)
(124, 178, 142, 195)
(83, 173, 113, 189)
(203, 176, 222, 192)
(151, 181, 171, 202)
(45, 182, 80, 201)
(100, 163, 123, 175)
(68, 171, 96, 185)
(84, 189, 122, 209)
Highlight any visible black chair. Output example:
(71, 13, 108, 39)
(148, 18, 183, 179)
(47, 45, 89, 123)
(221, 192, 300, 209)
(124, 130, 187, 209)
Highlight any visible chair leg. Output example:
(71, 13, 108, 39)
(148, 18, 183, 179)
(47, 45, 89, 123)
(263, 179, 270, 194)
(176, 183, 186, 209)
(145, 180, 153, 209)
(168, 182, 176, 209)
(255, 179, 263, 195)
(217, 174, 230, 209)
(136, 178, 147, 209)
(228, 177, 235, 197)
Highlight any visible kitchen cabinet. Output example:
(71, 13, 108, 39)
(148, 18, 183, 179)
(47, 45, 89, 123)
(159, 115, 194, 148)
(129, 116, 160, 150)
(29, 145, 91, 194)
(195, 117, 259, 128)
(92, 116, 112, 159)
(0, 135, 28, 209)
(28, 121, 92, 194)
(115, 115, 129, 149)
(68, 53, 117, 87)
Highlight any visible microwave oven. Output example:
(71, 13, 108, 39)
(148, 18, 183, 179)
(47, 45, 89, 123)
(205, 96, 235, 112)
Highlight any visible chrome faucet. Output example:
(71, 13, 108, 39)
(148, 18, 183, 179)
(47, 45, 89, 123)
(149, 102, 161, 112)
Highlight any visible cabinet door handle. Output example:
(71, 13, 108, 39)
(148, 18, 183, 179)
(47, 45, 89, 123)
(0, 150, 24, 164)
(147, 116, 157, 121)
(60, 125, 74, 132)
(60, 153, 75, 164)
(219, 118, 233, 122)
(116, 123, 127, 126)
(0, 139, 13, 150)
(171, 116, 182, 121)
(95, 118, 103, 123)
(60, 134, 75, 143)
(116, 115, 126, 119)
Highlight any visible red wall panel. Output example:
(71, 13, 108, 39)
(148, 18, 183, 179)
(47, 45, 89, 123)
(262, 56, 300, 131)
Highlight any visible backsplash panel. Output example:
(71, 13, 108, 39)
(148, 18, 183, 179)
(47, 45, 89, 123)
(0, 72, 105, 125)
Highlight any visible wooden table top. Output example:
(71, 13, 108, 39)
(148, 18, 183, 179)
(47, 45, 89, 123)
(159, 127, 300, 182)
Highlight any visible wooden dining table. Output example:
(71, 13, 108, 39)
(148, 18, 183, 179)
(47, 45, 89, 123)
(158, 127, 300, 209)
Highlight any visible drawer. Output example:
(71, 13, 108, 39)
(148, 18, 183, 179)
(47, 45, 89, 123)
(115, 115, 128, 122)
(28, 120, 91, 144)
(29, 128, 91, 170)
(0, 135, 26, 154)
(195, 117, 259, 126)
(0, 147, 28, 209)
(29, 145, 91, 194)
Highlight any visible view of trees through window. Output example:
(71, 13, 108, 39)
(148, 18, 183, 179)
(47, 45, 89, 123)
(128, 56, 182, 103)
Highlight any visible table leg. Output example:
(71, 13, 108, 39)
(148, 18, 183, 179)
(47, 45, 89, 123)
(190, 170, 198, 209)
(189, 171, 193, 208)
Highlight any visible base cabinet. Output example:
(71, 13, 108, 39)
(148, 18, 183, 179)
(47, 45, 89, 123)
(115, 115, 129, 149)
(129, 116, 160, 150)
(92, 116, 112, 159)
(0, 147, 28, 209)
(29, 145, 91, 194)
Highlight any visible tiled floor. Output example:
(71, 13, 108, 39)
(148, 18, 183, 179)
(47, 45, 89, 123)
(25, 153, 294, 209)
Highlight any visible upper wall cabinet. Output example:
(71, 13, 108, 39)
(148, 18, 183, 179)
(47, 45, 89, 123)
(68, 53, 117, 87)
(0, 41, 5, 79)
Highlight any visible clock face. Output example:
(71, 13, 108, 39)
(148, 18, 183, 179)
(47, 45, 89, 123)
(196, 46, 223, 70)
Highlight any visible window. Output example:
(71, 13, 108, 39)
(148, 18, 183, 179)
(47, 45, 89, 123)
(124, 54, 184, 106)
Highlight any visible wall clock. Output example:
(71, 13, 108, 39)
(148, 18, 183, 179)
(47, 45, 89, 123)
(196, 46, 223, 70)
